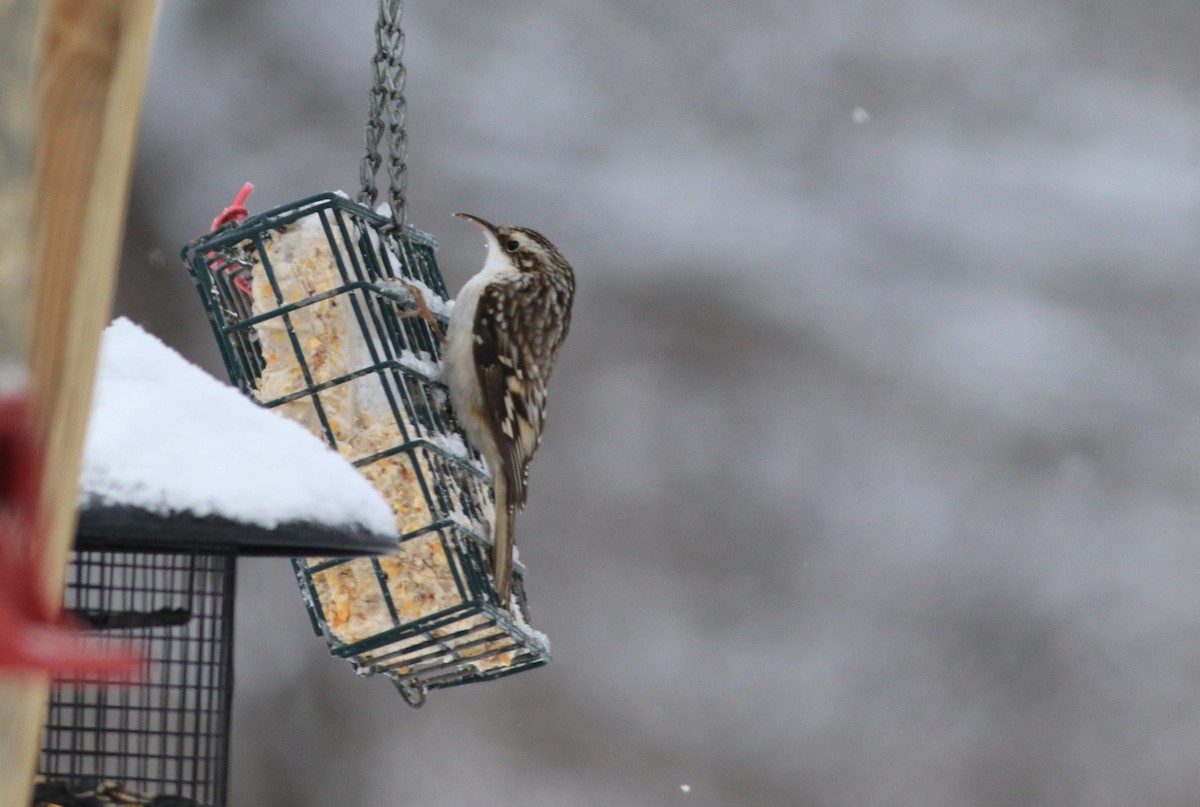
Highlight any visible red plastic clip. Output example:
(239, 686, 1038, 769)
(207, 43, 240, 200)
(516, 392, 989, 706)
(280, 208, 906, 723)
(0, 393, 140, 678)
(211, 182, 255, 231)
(208, 183, 256, 296)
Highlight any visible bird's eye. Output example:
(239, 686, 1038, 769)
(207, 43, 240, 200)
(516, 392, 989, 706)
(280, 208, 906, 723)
(505, 239, 520, 252)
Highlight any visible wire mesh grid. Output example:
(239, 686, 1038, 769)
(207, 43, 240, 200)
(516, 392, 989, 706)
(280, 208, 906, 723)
(38, 549, 235, 807)
(181, 193, 549, 700)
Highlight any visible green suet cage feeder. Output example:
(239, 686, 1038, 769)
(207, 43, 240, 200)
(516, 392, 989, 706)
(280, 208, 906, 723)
(181, 193, 549, 706)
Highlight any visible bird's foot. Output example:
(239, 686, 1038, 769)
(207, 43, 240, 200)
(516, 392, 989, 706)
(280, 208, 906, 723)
(392, 279, 446, 341)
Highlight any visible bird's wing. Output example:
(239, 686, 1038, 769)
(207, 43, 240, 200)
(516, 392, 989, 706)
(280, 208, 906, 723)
(473, 281, 542, 510)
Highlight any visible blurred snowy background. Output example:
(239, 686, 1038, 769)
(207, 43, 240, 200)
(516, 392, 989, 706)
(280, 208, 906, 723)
(111, 1, 1200, 805)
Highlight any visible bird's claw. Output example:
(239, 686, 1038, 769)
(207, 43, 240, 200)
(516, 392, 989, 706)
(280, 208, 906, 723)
(393, 279, 445, 341)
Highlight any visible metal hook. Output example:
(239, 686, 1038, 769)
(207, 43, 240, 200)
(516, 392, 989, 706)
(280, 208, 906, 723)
(392, 675, 427, 708)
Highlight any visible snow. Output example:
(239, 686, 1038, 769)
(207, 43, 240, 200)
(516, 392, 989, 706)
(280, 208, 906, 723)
(79, 317, 397, 535)
(396, 347, 441, 380)
(430, 429, 466, 459)
(430, 429, 473, 463)
(510, 595, 550, 654)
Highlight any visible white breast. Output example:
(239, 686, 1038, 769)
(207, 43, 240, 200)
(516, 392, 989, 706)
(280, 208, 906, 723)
(442, 245, 517, 465)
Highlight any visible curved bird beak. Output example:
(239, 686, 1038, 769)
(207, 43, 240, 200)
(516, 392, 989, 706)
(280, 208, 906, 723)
(454, 212, 499, 236)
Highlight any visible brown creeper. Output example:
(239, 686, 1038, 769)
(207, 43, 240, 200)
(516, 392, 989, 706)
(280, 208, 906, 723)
(443, 213, 576, 607)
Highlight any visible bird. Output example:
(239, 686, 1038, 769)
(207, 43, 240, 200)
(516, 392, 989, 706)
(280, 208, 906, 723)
(442, 213, 575, 608)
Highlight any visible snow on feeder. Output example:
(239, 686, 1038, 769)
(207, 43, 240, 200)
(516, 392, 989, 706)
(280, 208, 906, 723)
(36, 319, 397, 807)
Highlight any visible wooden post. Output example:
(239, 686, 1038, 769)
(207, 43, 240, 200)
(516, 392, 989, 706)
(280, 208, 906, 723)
(0, 2, 157, 804)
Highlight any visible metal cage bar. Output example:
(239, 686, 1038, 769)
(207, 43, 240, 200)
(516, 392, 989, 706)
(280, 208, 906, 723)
(38, 549, 236, 807)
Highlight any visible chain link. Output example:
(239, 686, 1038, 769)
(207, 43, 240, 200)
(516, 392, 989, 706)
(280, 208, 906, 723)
(359, 0, 409, 233)
(392, 676, 427, 708)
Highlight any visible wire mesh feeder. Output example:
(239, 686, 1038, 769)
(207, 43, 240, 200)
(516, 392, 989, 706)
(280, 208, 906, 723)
(181, 192, 550, 705)
(37, 541, 234, 807)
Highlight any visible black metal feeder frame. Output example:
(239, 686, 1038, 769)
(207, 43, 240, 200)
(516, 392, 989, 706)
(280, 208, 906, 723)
(181, 193, 550, 704)
(36, 502, 397, 807)
(38, 536, 234, 807)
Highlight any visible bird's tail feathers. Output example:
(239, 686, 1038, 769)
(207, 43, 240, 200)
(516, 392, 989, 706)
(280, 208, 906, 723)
(492, 473, 515, 608)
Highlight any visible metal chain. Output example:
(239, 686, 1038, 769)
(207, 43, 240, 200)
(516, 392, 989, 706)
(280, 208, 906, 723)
(359, 0, 409, 233)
